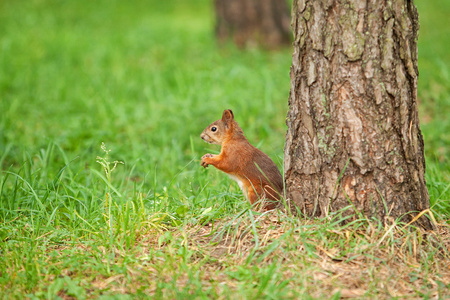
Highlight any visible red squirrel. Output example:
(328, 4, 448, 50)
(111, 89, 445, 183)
(200, 109, 283, 209)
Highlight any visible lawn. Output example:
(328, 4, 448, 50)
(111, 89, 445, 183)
(0, 0, 449, 298)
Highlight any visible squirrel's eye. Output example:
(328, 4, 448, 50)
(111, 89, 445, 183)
(211, 126, 217, 132)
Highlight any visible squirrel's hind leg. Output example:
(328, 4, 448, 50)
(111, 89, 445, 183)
(247, 189, 259, 206)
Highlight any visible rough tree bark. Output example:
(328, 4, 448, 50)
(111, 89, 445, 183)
(284, 0, 433, 229)
(214, 0, 291, 49)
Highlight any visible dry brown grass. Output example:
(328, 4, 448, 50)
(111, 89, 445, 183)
(80, 210, 450, 298)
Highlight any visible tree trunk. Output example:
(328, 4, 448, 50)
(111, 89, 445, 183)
(284, 0, 433, 229)
(214, 0, 291, 49)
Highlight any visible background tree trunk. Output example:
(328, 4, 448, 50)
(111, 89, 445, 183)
(214, 0, 291, 49)
(284, 0, 433, 229)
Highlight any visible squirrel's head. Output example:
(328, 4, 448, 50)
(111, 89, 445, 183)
(200, 109, 235, 145)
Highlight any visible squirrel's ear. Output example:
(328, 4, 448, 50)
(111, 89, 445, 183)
(222, 109, 234, 120)
(222, 109, 234, 128)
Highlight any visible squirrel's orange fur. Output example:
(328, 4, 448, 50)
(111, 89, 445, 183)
(200, 109, 283, 209)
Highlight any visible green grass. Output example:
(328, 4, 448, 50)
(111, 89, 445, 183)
(0, 0, 449, 298)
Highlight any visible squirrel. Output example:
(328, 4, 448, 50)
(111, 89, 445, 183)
(200, 109, 283, 209)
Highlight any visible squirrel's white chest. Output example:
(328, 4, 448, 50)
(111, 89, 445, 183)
(227, 174, 247, 199)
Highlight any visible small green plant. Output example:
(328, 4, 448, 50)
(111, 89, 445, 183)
(95, 142, 124, 245)
(96, 142, 124, 184)
(95, 142, 124, 207)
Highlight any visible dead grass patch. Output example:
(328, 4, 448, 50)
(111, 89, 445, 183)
(132, 209, 450, 298)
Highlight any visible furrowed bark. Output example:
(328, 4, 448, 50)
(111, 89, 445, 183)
(285, 0, 432, 229)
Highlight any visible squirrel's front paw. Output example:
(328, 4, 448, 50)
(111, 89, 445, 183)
(201, 153, 213, 168)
